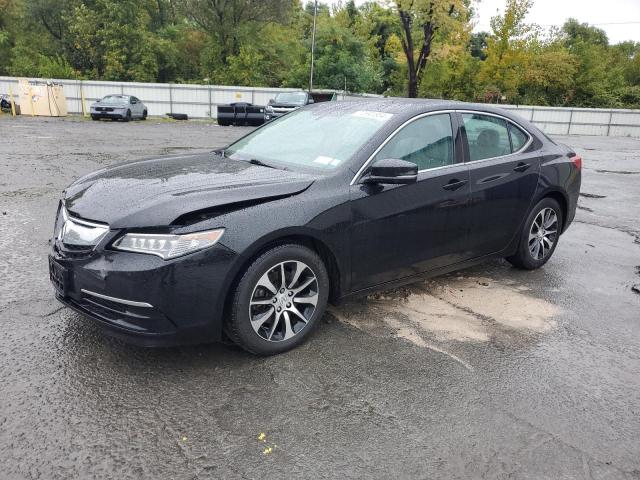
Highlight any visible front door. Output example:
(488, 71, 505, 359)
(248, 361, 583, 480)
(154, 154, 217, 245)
(349, 112, 471, 292)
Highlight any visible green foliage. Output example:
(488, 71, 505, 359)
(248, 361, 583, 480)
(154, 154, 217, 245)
(306, 19, 383, 92)
(1, 0, 639, 108)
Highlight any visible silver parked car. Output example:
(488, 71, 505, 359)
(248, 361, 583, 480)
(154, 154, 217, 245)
(90, 95, 147, 121)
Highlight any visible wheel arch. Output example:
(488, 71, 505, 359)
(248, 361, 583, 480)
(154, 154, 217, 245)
(538, 189, 569, 232)
(219, 230, 344, 335)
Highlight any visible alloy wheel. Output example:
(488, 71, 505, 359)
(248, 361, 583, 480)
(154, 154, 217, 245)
(248, 260, 319, 342)
(528, 207, 558, 260)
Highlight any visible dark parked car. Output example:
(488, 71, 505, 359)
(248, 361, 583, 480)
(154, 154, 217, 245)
(264, 91, 314, 121)
(264, 90, 338, 122)
(90, 94, 147, 121)
(49, 100, 581, 354)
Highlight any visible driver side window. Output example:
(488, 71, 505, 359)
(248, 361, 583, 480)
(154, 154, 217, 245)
(373, 113, 454, 171)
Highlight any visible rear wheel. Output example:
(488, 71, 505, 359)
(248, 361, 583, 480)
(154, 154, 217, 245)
(507, 197, 563, 270)
(226, 244, 329, 355)
(123, 109, 131, 122)
(142, 109, 147, 120)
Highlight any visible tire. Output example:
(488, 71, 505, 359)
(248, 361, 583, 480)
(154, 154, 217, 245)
(507, 197, 563, 270)
(142, 110, 147, 120)
(123, 110, 131, 122)
(226, 244, 330, 355)
(91, 115, 99, 121)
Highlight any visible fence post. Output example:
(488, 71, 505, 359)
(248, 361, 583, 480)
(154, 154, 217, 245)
(208, 85, 212, 118)
(8, 87, 16, 117)
(169, 83, 173, 114)
(568, 108, 574, 135)
(606, 110, 613, 136)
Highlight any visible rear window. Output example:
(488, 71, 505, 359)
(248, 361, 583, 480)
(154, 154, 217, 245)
(462, 113, 511, 161)
(509, 124, 530, 151)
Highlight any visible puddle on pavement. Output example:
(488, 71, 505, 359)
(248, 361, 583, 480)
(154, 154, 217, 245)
(330, 275, 560, 352)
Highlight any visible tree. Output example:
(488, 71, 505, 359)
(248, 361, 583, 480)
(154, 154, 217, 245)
(357, 2, 402, 93)
(469, 31, 489, 60)
(395, 0, 468, 97)
(561, 19, 621, 107)
(479, 0, 535, 102)
(179, 0, 292, 66)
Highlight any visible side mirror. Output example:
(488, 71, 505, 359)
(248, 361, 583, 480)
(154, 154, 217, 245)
(363, 158, 418, 185)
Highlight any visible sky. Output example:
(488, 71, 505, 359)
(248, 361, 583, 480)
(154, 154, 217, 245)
(314, 0, 640, 44)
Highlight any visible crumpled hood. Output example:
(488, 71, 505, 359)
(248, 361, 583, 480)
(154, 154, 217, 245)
(64, 152, 316, 228)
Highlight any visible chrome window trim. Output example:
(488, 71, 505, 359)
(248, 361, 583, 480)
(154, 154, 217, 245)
(350, 108, 534, 185)
(457, 110, 534, 164)
(350, 110, 456, 185)
(81, 289, 154, 308)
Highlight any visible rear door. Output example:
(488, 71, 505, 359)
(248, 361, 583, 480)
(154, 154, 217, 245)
(349, 112, 471, 291)
(131, 97, 143, 117)
(459, 111, 540, 258)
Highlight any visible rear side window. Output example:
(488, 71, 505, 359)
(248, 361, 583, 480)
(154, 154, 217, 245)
(462, 113, 511, 161)
(509, 124, 529, 151)
(374, 113, 454, 171)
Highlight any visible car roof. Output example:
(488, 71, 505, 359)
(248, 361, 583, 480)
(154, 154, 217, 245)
(309, 98, 538, 133)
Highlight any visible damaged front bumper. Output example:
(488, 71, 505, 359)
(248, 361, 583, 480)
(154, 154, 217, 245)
(48, 235, 239, 347)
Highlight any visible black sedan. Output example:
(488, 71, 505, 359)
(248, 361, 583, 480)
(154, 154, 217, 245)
(49, 100, 581, 354)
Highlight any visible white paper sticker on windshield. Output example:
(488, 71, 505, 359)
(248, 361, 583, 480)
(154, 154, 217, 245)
(351, 111, 393, 121)
(314, 156, 334, 165)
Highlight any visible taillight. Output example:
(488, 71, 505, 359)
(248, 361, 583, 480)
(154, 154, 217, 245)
(571, 155, 582, 170)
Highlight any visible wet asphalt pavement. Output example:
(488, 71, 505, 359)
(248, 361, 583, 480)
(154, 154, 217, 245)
(1, 116, 639, 479)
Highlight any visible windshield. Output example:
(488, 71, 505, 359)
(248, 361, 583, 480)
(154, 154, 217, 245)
(274, 92, 308, 105)
(225, 108, 394, 171)
(100, 95, 129, 104)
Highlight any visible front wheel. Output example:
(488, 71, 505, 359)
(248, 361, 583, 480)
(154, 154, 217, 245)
(507, 197, 563, 270)
(142, 109, 147, 120)
(122, 109, 131, 122)
(226, 244, 329, 355)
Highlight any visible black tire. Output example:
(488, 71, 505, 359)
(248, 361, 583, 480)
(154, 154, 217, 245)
(123, 110, 131, 122)
(507, 197, 563, 270)
(91, 115, 99, 121)
(226, 244, 330, 355)
(142, 110, 147, 120)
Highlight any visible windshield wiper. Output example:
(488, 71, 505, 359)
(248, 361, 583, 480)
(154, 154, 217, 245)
(247, 158, 277, 169)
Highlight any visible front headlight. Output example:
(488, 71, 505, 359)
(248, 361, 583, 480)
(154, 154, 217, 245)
(112, 229, 225, 260)
(57, 205, 110, 247)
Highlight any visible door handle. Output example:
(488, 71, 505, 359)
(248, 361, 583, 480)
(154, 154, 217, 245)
(513, 162, 531, 172)
(442, 179, 468, 191)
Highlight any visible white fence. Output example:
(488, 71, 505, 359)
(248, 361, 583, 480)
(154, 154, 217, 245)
(0, 76, 306, 119)
(499, 104, 640, 138)
(1, 76, 639, 137)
